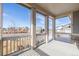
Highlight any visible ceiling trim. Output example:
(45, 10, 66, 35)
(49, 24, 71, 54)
(55, 8, 79, 19)
(22, 3, 55, 18)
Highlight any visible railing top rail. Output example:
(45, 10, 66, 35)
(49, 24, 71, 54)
(2, 33, 31, 40)
(56, 32, 71, 34)
(36, 33, 46, 36)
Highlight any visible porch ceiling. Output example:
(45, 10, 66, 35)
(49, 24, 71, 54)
(36, 3, 79, 17)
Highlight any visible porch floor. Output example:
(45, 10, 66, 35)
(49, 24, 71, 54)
(18, 49, 40, 56)
(18, 39, 79, 56)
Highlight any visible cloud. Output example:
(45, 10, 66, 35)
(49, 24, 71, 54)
(3, 13, 9, 16)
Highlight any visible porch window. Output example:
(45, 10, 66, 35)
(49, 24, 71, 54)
(3, 3, 31, 55)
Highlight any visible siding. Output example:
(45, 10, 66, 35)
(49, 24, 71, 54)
(73, 10, 79, 34)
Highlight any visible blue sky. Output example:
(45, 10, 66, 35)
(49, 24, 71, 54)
(36, 13, 45, 29)
(56, 17, 71, 27)
(3, 3, 31, 28)
(3, 3, 71, 29)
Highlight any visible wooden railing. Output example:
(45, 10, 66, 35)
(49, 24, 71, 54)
(36, 33, 46, 46)
(2, 33, 46, 55)
(55, 32, 71, 39)
(2, 34, 31, 56)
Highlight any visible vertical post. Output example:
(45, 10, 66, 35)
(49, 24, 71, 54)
(45, 15, 49, 44)
(0, 3, 3, 56)
(31, 6, 36, 49)
(52, 18, 55, 40)
(68, 13, 73, 39)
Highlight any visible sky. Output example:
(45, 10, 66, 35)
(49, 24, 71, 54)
(36, 13, 45, 29)
(3, 3, 31, 28)
(56, 17, 71, 27)
(3, 3, 71, 29)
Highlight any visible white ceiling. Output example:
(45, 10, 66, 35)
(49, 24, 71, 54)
(37, 3, 79, 16)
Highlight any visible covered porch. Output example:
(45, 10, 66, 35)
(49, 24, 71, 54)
(0, 3, 79, 56)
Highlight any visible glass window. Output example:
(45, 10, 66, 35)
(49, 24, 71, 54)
(3, 3, 31, 55)
(36, 12, 45, 34)
(36, 12, 46, 45)
(48, 17, 53, 41)
(55, 16, 71, 43)
(56, 16, 71, 33)
(3, 3, 31, 34)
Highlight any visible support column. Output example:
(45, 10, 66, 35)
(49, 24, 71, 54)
(52, 18, 55, 40)
(0, 3, 3, 56)
(45, 16, 49, 44)
(31, 7, 36, 49)
(68, 13, 73, 39)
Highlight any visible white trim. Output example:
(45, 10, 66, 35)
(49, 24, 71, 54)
(31, 7, 36, 49)
(45, 16, 49, 44)
(53, 18, 56, 40)
(68, 13, 73, 35)
(0, 3, 2, 40)
(0, 3, 3, 56)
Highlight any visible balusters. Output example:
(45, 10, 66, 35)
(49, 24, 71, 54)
(10, 39, 12, 53)
(12, 38, 14, 52)
(2, 35, 31, 55)
(3, 40, 6, 55)
(6, 39, 8, 55)
(16, 38, 18, 51)
(8, 40, 10, 54)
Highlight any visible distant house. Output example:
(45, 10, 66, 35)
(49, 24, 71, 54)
(36, 27, 45, 34)
(56, 23, 71, 33)
(17, 27, 29, 33)
(3, 28, 8, 34)
(2, 27, 29, 34)
(36, 27, 42, 34)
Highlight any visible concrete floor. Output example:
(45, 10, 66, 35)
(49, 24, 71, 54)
(18, 40, 79, 56)
(38, 40, 79, 56)
(18, 49, 40, 56)
(18, 34, 79, 56)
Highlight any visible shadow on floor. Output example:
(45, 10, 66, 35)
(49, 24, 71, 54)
(9, 47, 31, 56)
(35, 48, 49, 56)
(48, 39, 53, 43)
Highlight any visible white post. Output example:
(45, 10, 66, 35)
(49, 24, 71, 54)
(45, 16, 49, 44)
(68, 13, 73, 40)
(0, 3, 3, 56)
(31, 6, 36, 49)
(52, 18, 55, 40)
